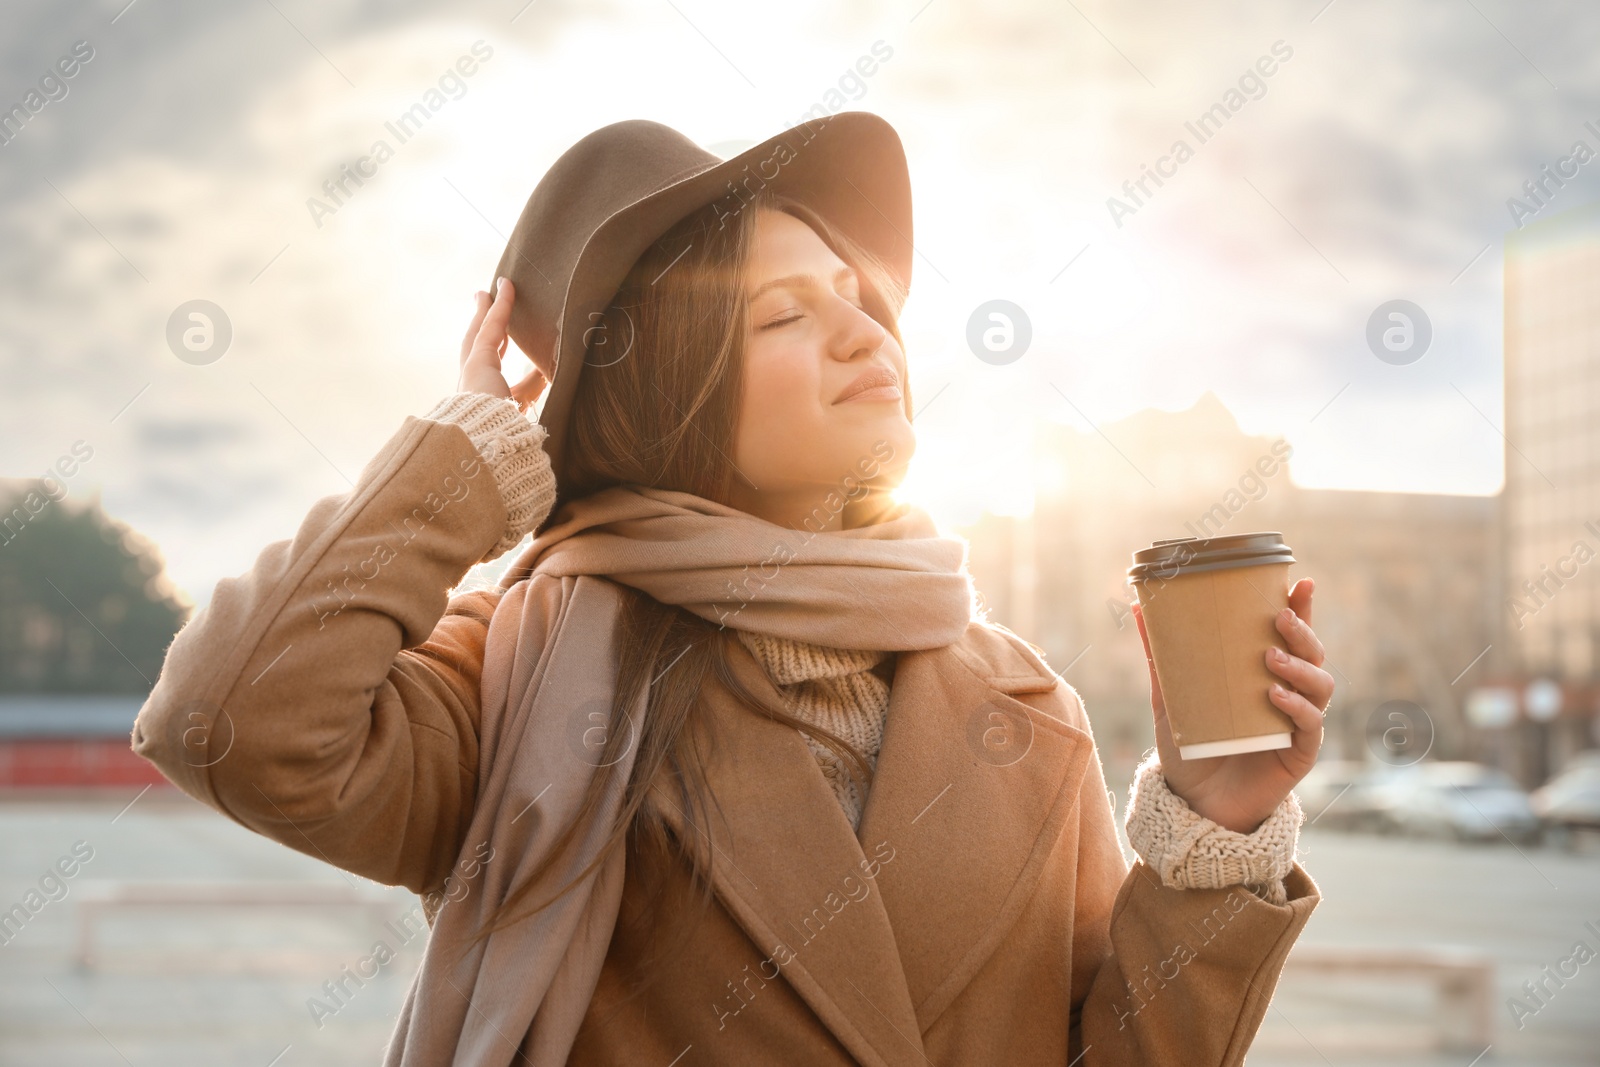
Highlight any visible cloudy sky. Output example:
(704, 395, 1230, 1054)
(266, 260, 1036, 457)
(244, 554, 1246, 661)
(2, 0, 1596, 607)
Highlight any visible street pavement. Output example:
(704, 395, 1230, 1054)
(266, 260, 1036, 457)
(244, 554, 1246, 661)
(1253, 826, 1600, 1067)
(1, 791, 1596, 1066)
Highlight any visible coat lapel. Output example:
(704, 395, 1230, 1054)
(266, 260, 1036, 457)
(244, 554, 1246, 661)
(651, 622, 1094, 1061)
(651, 637, 927, 1067)
(856, 625, 1096, 1031)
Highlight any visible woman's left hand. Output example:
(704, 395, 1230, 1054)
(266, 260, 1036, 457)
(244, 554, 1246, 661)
(1131, 577, 1333, 834)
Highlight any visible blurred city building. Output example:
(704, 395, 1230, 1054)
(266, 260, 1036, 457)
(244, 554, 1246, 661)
(1492, 199, 1600, 784)
(959, 391, 1503, 782)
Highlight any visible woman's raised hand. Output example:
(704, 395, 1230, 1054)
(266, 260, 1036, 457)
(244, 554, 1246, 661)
(458, 277, 549, 414)
(1132, 577, 1333, 835)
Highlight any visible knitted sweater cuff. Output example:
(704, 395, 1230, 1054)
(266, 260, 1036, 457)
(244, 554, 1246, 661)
(1124, 753, 1302, 906)
(421, 392, 557, 559)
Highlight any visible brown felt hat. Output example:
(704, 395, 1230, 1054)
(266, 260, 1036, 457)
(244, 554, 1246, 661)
(489, 111, 914, 490)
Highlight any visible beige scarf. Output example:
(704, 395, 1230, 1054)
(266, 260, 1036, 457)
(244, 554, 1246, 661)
(385, 484, 973, 1066)
(501, 483, 975, 647)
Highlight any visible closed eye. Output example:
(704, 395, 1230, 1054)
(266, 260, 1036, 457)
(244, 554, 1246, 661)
(760, 313, 804, 330)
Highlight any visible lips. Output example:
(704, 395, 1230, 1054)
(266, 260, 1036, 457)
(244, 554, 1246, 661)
(834, 366, 902, 404)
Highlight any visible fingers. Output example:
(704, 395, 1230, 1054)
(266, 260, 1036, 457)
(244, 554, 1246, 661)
(508, 366, 548, 412)
(1271, 680, 1325, 759)
(455, 279, 522, 400)
(460, 291, 491, 365)
(1273, 578, 1329, 766)
(1288, 577, 1314, 628)
(469, 277, 516, 367)
(1265, 645, 1333, 711)
(1275, 602, 1326, 668)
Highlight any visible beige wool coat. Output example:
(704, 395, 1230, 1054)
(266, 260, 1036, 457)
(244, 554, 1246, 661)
(132, 413, 1319, 1065)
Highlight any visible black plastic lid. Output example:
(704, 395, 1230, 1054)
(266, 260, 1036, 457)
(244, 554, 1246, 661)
(1127, 531, 1295, 582)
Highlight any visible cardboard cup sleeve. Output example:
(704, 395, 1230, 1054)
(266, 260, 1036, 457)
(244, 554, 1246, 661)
(1129, 534, 1297, 760)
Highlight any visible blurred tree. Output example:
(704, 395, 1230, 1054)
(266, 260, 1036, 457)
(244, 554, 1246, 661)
(0, 486, 189, 693)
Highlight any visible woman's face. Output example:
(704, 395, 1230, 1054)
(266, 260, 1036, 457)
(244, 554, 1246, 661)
(728, 209, 915, 530)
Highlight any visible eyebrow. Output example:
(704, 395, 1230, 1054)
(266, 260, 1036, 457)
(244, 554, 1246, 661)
(747, 265, 858, 302)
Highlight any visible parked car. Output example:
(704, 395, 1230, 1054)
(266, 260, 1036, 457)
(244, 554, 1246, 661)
(1531, 753, 1600, 848)
(1295, 760, 1365, 827)
(1334, 763, 1418, 833)
(1295, 761, 1416, 832)
(1370, 761, 1540, 843)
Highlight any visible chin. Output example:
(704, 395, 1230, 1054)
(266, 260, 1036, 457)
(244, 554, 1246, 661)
(834, 422, 913, 488)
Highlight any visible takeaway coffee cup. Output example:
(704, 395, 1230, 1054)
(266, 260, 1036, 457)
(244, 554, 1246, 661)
(1127, 532, 1297, 760)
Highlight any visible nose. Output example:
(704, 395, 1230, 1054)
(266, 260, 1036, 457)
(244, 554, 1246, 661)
(829, 299, 891, 364)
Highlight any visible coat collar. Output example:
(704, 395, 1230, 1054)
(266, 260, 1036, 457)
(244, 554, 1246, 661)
(652, 621, 1095, 1067)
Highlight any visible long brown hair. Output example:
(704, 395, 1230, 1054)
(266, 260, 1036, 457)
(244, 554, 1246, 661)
(470, 188, 911, 983)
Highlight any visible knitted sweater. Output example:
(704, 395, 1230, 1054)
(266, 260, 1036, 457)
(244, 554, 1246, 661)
(733, 630, 893, 831)
(422, 392, 1302, 902)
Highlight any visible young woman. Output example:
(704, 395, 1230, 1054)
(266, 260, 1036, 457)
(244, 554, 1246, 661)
(134, 114, 1331, 1066)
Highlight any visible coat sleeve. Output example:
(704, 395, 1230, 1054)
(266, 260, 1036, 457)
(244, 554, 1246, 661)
(132, 398, 554, 896)
(1062, 688, 1320, 1065)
